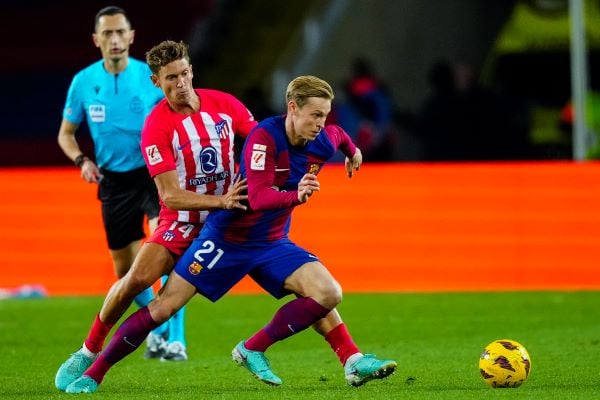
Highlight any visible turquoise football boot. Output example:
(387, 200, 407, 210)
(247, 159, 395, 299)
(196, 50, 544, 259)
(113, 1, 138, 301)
(55, 349, 96, 391)
(231, 341, 282, 386)
(344, 354, 397, 387)
(65, 375, 99, 394)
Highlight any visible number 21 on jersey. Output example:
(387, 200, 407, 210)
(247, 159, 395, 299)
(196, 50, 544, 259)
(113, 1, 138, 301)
(193, 240, 224, 270)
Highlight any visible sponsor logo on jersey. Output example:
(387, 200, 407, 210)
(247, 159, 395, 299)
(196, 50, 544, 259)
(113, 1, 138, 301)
(145, 145, 163, 165)
(189, 261, 203, 275)
(89, 104, 105, 122)
(188, 170, 230, 186)
(177, 141, 190, 151)
(200, 146, 218, 174)
(251, 144, 267, 170)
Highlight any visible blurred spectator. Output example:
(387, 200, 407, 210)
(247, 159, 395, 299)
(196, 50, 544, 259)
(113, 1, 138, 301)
(417, 59, 531, 161)
(235, 84, 278, 164)
(242, 84, 277, 121)
(331, 57, 396, 161)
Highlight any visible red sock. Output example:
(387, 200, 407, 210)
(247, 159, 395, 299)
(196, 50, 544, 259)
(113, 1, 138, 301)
(325, 323, 361, 366)
(84, 314, 114, 354)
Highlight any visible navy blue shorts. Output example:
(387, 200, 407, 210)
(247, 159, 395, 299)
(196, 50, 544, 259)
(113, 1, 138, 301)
(173, 230, 319, 302)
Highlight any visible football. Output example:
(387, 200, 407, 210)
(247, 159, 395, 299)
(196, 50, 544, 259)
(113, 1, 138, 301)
(479, 339, 532, 388)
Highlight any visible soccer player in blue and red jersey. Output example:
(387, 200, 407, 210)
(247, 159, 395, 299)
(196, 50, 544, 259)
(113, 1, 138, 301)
(64, 75, 396, 393)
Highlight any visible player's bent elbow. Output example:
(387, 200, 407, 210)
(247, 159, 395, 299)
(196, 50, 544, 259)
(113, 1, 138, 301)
(160, 193, 178, 210)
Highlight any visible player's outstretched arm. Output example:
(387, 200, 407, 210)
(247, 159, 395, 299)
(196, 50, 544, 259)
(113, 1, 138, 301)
(154, 170, 248, 211)
(345, 147, 363, 178)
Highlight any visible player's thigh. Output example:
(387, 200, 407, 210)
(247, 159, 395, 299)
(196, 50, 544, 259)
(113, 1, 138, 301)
(251, 240, 339, 300)
(126, 243, 175, 288)
(283, 261, 341, 299)
(149, 271, 196, 323)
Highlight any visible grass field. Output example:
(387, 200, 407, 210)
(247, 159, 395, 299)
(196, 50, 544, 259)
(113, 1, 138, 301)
(1, 291, 599, 399)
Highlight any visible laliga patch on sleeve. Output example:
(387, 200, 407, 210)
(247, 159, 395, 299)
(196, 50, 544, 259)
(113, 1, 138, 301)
(251, 149, 266, 170)
(145, 145, 163, 165)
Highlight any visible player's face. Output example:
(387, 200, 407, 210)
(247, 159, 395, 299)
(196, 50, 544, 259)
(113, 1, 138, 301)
(93, 14, 134, 64)
(289, 97, 331, 143)
(154, 59, 195, 106)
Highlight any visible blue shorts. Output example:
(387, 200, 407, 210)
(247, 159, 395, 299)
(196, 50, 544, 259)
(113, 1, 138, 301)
(173, 231, 319, 302)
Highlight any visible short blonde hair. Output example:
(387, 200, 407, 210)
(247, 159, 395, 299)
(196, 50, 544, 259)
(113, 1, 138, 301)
(286, 75, 334, 108)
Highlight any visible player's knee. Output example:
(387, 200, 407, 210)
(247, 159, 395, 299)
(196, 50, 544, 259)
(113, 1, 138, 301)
(123, 272, 154, 297)
(149, 298, 177, 324)
(319, 280, 342, 309)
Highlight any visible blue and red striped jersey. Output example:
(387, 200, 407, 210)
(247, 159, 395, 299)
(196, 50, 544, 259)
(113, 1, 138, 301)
(204, 114, 357, 243)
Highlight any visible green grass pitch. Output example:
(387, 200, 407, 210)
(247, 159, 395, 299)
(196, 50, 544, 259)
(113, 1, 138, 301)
(1, 291, 599, 399)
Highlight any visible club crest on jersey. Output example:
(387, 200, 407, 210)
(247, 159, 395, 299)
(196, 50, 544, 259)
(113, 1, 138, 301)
(308, 163, 320, 174)
(129, 96, 143, 113)
(214, 120, 230, 139)
(145, 145, 163, 165)
(162, 230, 175, 242)
(251, 144, 267, 170)
(188, 261, 203, 275)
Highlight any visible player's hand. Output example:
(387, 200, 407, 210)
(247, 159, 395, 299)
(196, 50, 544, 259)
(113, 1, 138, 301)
(221, 176, 248, 210)
(297, 173, 320, 203)
(345, 147, 362, 178)
(80, 160, 103, 184)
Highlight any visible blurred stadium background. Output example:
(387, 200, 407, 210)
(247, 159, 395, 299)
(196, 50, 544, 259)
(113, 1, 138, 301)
(1, 0, 600, 295)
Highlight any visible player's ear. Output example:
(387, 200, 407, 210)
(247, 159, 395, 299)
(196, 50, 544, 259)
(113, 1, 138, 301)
(92, 33, 100, 48)
(151, 75, 159, 87)
(129, 29, 135, 44)
(288, 100, 296, 113)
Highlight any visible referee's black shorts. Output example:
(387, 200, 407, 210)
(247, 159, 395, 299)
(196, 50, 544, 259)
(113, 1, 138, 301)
(98, 167, 160, 250)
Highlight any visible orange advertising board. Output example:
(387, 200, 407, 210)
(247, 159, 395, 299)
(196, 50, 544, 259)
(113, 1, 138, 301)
(1, 162, 598, 296)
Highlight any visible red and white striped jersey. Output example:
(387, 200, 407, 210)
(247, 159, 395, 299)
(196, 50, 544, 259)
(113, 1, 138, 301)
(141, 88, 256, 223)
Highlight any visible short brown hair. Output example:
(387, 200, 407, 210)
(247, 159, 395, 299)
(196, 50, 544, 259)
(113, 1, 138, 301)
(146, 40, 190, 75)
(286, 75, 334, 108)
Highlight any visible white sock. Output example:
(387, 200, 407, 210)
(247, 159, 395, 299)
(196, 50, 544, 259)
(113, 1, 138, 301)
(81, 343, 98, 359)
(345, 352, 364, 369)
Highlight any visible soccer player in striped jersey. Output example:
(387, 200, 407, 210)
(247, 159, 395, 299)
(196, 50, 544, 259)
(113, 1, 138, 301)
(63, 74, 396, 393)
(55, 5, 178, 361)
(55, 40, 252, 391)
